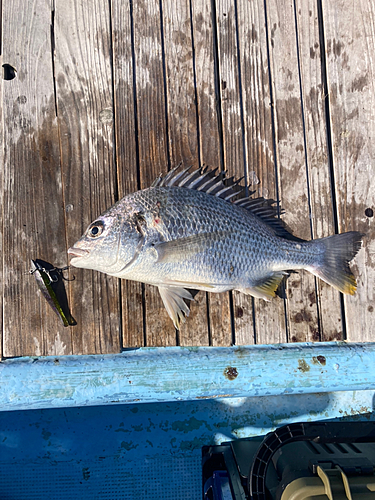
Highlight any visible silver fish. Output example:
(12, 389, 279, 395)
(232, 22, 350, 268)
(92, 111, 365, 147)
(68, 166, 364, 329)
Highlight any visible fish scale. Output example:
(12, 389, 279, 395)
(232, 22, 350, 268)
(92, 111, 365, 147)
(128, 187, 279, 283)
(68, 166, 364, 329)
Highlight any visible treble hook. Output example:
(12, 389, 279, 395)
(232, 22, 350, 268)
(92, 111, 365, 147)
(57, 266, 75, 282)
(29, 265, 75, 285)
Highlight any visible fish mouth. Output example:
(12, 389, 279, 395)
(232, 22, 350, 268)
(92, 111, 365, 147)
(67, 247, 90, 259)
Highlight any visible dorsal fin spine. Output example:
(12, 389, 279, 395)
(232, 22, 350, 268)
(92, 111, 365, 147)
(150, 165, 299, 240)
(224, 192, 241, 201)
(177, 168, 201, 187)
(196, 170, 221, 191)
(215, 185, 236, 198)
(168, 166, 193, 187)
(186, 168, 212, 189)
(160, 164, 182, 186)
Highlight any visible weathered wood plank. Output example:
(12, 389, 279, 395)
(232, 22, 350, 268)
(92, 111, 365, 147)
(162, 0, 198, 168)
(266, 0, 320, 343)
(131, 0, 176, 346)
(2, 0, 72, 356)
(161, 0, 210, 346)
(236, 0, 286, 344)
(0, 55, 3, 359)
(54, 0, 121, 354)
(216, 0, 245, 189)
(207, 295, 232, 346)
(323, 0, 375, 341)
(3, 0, 374, 356)
(191, 0, 222, 166)
(192, 0, 232, 346)
(112, 0, 145, 348)
(215, 0, 246, 346)
(295, 0, 343, 341)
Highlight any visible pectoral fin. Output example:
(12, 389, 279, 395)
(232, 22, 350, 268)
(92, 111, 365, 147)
(154, 231, 230, 263)
(239, 272, 287, 301)
(158, 286, 195, 330)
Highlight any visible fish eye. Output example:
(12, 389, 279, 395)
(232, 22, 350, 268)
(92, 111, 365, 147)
(87, 220, 104, 238)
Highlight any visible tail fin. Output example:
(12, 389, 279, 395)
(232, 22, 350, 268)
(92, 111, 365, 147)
(310, 231, 364, 295)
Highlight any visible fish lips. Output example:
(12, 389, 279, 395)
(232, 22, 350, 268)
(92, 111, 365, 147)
(67, 246, 90, 264)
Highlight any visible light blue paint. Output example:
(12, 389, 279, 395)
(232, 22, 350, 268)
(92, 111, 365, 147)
(1, 342, 375, 411)
(0, 342, 374, 498)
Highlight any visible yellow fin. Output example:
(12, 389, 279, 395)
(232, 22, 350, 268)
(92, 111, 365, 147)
(240, 272, 286, 301)
(309, 231, 363, 295)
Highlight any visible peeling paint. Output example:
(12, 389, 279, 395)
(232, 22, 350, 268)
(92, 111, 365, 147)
(1, 343, 375, 410)
(171, 417, 206, 433)
(297, 359, 310, 372)
(224, 366, 238, 380)
(312, 355, 326, 366)
(120, 441, 138, 451)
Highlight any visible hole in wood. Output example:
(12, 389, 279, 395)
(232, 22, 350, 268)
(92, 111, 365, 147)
(3, 63, 17, 80)
(365, 207, 373, 218)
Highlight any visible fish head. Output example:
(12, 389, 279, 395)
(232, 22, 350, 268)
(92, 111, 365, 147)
(68, 204, 143, 275)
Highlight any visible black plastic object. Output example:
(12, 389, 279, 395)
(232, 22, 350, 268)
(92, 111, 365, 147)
(31, 259, 76, 327)
(202, 421, 375, 500)
(203, 471, 233, 500)
(249, 422, 375, 500)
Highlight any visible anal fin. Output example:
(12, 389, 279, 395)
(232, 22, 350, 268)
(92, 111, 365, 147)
(158, 286, 195, 330)
(239, 272, 286, 301)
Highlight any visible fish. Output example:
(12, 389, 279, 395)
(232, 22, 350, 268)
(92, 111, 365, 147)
(31, 259, 77, 327)
(68, 166, 364, 329)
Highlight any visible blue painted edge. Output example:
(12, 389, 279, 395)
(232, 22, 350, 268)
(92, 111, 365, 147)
(0, 342, 375, 411)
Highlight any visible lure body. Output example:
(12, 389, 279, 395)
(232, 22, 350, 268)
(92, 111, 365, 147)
(31, 260, 76, 327)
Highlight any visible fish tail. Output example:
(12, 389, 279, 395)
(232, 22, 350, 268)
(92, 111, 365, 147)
(309, 231, 364, 294)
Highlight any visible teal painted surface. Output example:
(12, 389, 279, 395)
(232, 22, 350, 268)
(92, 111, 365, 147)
(0, 390, 374, 499)
(0, 342, 375, 411)
(1, 342, 374, 498)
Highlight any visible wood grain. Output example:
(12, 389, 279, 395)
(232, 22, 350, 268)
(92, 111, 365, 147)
(192, 0, 232, 346)
(191, 0, 222, 166)
(215, 0, 245, 346)
(236, 0, 286, 344)
(162, 0, 210, 346)
(295, 0, 343, 341)
(0, 52, 3, 358)
(131, 0, 176, 346)
(323, 0, 375, 341)
(2, 0, 73, 356)
(2, 0, 374, 356)
(112, 0, 145, 348)
(0, 55, 3, 358)
(266, 0, 320, 343)
(54, 0, 120, 354)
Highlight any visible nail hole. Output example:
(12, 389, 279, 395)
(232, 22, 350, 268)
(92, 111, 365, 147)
(3, 64, 17, 80)
(365, 208, 373, 218)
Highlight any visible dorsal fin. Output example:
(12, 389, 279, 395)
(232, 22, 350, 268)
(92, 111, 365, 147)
(152, 165, 304, 241)
(153, 165, 247, 199)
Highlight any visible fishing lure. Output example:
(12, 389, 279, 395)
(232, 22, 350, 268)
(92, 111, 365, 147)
(30, 259, 77, 327)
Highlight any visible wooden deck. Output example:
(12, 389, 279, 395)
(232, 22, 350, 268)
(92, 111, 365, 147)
(1, 0, 374, 357)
